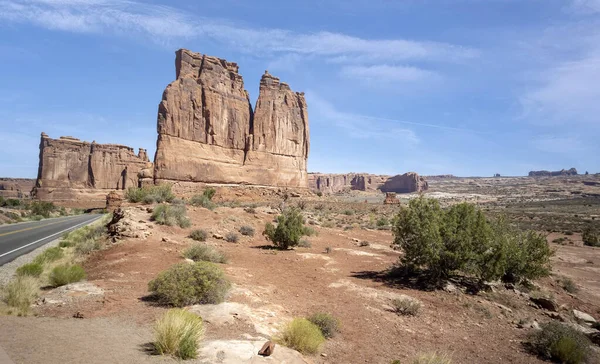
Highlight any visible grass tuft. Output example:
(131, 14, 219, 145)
(49, 264, 86, 287)
(278, 318, 325, 354)
(528, 321, 591, 364)
(188, 229, 208, 242)
(307, 312, 340, 339)
(154, 308, 204, 360)
(152, 204, 191, 228)
(1, 276, 39, 315)
(183, 244, 227, 264)
(392, 297, 422, 316)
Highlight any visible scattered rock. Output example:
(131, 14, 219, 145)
(573, 309, 597, 325)
(517, 317, 540, 330)
(213, 233, 224, 240)
(530, 296, 559, 312)
(443, 282, 458, 293)
(73, 311, 85, 319)
(383, 192, 400, 205)
(258, 341, 275, 356)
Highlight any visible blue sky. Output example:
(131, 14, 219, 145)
(1, 0, 599, 178)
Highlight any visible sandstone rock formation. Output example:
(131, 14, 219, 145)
(529, 168, 578, 177)
(105, 191, 123, 212)
(33, 133, 151, 206)
(154, 49, 309, 189)
(380, 172, 428, 193)
(309, 172, 428, 194)
(0, 178, 35, 198)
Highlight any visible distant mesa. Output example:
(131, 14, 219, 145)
(308, 172, 428, 194)
(0, 178, 35, 199)
(528, 168, 578, 177)
(33, 132, 152, 206)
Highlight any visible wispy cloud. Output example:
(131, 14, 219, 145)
(0, 0, 477, 64)
(306, 92, 420, 144)
(340, 64, 438, 85)
(531, 135, 588, 154)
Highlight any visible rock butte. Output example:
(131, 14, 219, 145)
(529, 168, 578, 177)
(33, 133, 152, 205)
(0, 178, 35, 199)
(154, 49, 309, 191)
(309, 172, 428, 194)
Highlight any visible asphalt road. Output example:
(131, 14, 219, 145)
(0, 214, 102, 266)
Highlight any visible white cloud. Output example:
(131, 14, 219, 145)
(0, 0, 477, 64)
(340, 64, 437, 83)
(569, 0, 600, 13)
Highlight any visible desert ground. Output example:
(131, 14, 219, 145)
(1, 175, 600, 364)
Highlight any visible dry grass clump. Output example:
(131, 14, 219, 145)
(154, 308, 204, 360)
(152, 204, 191, 228)
(188, 229, 208, 242)
(183, 244, 227, 264)
(32, 246, 64, 265)
(49, 264, 86, 287)
(148, 262, 230, 307)
(1, 276, 39, 315)
(125, 184, 175, 204)
(307, 312, 340, 338)
(392, 297, 422, 316)
(225, 232, 239, 243)
(239, 225, 255, 236)
(411, 352, 453, 364)
(278, 318, 325, 354)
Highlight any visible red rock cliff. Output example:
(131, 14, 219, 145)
(154, 49, 309, 188)
(34, 133, 151, 204)
(309, 172, 428, 194)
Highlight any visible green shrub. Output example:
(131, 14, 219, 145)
(4, 198, 21, 207)
(582, 227, 600, 247)
(153, 308, 204, 360)
(148, 262, 230, 307)
(202, 188, 216, 200)
(316, 191, 323, 197)
(125, 184, 175, 204)
(527, 321, 591, 364)
(183, 244, 227, 264)
(392, 196, 553, 283)
(342, 209, 354, 216)
(188, 229, 208, 242)
(189, 195, 215, 210)
(49, 264, 86, 287)
(225, 232, 239, 243)
(391, 297, 422, 316)
(33, 246, 64, 265)
(263, 208, 308, 249)
(411, 352, 453, 364)
(561, 277, 578, 294)
(152, 204, 191, 228)
(377, 216, 389, 227)
(0, 196, 4, 206)
(16, 262, 44, 278)
(307, 313, 340, 339)
(1, 276, 39, 314)
(239, 225, 255, 236)
(28, 201, 56, 218)
(278, 318, 325, 354)
(58, 240, 75, 248)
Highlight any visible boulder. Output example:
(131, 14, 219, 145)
(530, 296, 559, 312)
(573, 309, 597, 325)
(383, 192, 400, 205)
(258, 341, 275, 356)
(105, 191, 122, 212)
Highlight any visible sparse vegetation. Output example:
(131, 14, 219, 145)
(298, 238, 312, 248)
(183, 244, 227, 264)
(278, 318, 325, 354)
(307, 312, 340, 339)
(359, 241, 370, 247)
(153, 308, 204, 360)
(239, 225, 255, 236)
(152, 204, 191, 228)
(15, 262, 44, 278)
(32, 246, 64, 265)
(1, 276, 39, 314)
(49, 264, 86, 287)
(392, 196, 553, 284)
(125, 184, 175, 204)
(148, 262, 230, 307)
(225, 232, 239, 243)
(28, 201, 57, 218)
(527, 321, 591, 364)
(263, 208, 309, 249)
(411, 352, 453, 364)
(582, 226, 599, 247)
(189, 188, 216, 210)
(188, 229, 208, 242)
(391, 297, 422, 316)
(560, 277, 578, 294)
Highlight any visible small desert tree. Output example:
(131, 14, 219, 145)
(263, 208, 308, 249)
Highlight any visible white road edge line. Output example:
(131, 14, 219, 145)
(0, 215, 102, 259)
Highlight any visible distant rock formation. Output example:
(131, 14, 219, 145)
(154, 49, 309, 189)
(33, 133, 151, 205)
(425, 175, 456, 180)
(383, 192, 400, 204)
(0, 178, 35, 198)
(308, 172, 428, 194)
(380, 172, 428, 193)
(528, 168, 578, 177)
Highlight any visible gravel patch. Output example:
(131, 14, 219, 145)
(0, 236, 63, 286)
